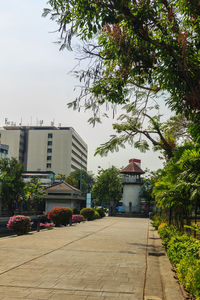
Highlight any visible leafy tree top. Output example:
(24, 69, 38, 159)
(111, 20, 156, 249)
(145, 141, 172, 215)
(44, 0, 200, 116)
(56, 169, 95, 194)
(91, 166, 122, 205)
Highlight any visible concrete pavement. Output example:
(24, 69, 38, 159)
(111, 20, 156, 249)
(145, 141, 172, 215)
(0, 217, 184, 300)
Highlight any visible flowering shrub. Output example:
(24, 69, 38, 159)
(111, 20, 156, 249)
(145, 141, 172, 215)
(48, 207, 73, 226)
(7, 215, 32, 235)
(80, 208, 95, 221)
(72, 214, 84, 223)
(40, 222, 55, 229)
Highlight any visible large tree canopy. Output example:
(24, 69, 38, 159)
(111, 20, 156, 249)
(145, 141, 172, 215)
(44, 0, 200, 116)
(91, 166, 122, 207)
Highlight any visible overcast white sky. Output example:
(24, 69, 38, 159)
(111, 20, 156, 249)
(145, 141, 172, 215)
(0, 1, 172, 174)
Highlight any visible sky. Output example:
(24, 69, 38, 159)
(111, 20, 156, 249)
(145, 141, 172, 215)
(0, 1, 172, 175)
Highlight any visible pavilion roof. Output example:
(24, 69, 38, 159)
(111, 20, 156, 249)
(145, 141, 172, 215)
(120, 161, 145, 175)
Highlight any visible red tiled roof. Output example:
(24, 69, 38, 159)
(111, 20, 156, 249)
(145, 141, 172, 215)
(121, 161, 145, 174)
(46, 181, 81, 193)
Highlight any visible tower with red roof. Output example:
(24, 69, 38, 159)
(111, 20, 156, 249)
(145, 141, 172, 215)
(120, 158, 145, 213)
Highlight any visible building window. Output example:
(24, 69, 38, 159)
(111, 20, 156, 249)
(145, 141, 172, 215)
(48, 141, 52, 146)
(47, 148, 52, 153)
(48, 133, 53, 138)
(46, 163, 51, 168)
(47, 156, 52, 160)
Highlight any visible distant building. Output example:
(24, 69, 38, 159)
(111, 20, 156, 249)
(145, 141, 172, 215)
(120, 158, 145, 213)
(0, 126, 87, 176)
(22, 171, 55, 187)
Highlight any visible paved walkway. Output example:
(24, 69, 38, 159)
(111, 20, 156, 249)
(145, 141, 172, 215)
(0, 217, 184, 300)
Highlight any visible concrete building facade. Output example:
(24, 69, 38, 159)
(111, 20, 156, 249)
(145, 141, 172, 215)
(0, 126, 87, 176)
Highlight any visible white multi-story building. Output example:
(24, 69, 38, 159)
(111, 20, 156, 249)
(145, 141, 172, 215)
(0, 126, 87, 176)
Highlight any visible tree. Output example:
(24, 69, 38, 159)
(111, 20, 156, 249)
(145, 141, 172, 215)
(152, 143, 200, 226)
(91, 166, 122, 211)
(44, 0, 200, 117)
(95, 101, 191, 160)
(66, 169, 95, 194)
(140, 171, 156, 212)
(0, 158, 25, 216)
(24, 177, 46, 213)
(56, 170, 95, 194)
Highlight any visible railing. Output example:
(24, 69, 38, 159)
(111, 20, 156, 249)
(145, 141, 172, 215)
(122, 177, 143, 184)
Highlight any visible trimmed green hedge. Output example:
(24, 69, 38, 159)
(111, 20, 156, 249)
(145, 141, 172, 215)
(80, 208, 95, 221)
(156, 221, 200, 299)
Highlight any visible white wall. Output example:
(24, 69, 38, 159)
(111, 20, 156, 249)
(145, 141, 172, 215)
(27, 129, 72, 175)
(45, 199, 81, 213)
(122, 184, 141, 213)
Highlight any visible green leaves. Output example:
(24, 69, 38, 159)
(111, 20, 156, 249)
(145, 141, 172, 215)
(91, 166, 122, 206)
(45, 0, 200, 116)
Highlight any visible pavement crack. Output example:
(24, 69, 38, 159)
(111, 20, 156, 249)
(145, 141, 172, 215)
(0, 284, 135, 295)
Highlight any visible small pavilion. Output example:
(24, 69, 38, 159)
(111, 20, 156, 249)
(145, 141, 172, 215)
(44, 181, 85, 213)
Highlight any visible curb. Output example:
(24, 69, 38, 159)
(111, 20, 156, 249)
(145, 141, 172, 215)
(152, 227, 185, 300)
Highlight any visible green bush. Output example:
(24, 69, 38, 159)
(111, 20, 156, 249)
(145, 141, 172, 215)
(152, 215, 167, 229)
(158, 225, 178, 248)
(185, 260, 200, 299)
(80, 208, 95, 221)
(95, 207, 105, 218)
(177, 256, 197, 286)
(177, 257, 200, 299)
(93, 210, 100, 220)
(73, 208, 80, 215)
(48, 207, 73, 226)
(167, 234, 200, 266)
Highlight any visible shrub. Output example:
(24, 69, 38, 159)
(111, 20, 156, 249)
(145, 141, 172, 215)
(48, 207, 73, 226)
(152, 215, 167, 229)
(80, 208, 95, 221)
(177, 257, 200, 299)
(184, 259, 200, 299)
(93, 210, 100, 220)
(158, 222, 168, 232)
(7, 215, 32, 235)
(73, 208, 80, 215)
(95, 207, 105, 218)
(177, 256, 197, 286)
(72, 214, 84, 223)
(158, 225, 178, 248)
(40, 222, 55, 229)
(167, 234, 200, 266)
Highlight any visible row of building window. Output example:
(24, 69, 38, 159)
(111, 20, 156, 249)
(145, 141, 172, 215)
(72, 142, 87, 160)
(71, 157, 87, 170)
(72, 135, 87, 153)
(47, 135, 52, 169)
(71, 150, 87, 165)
